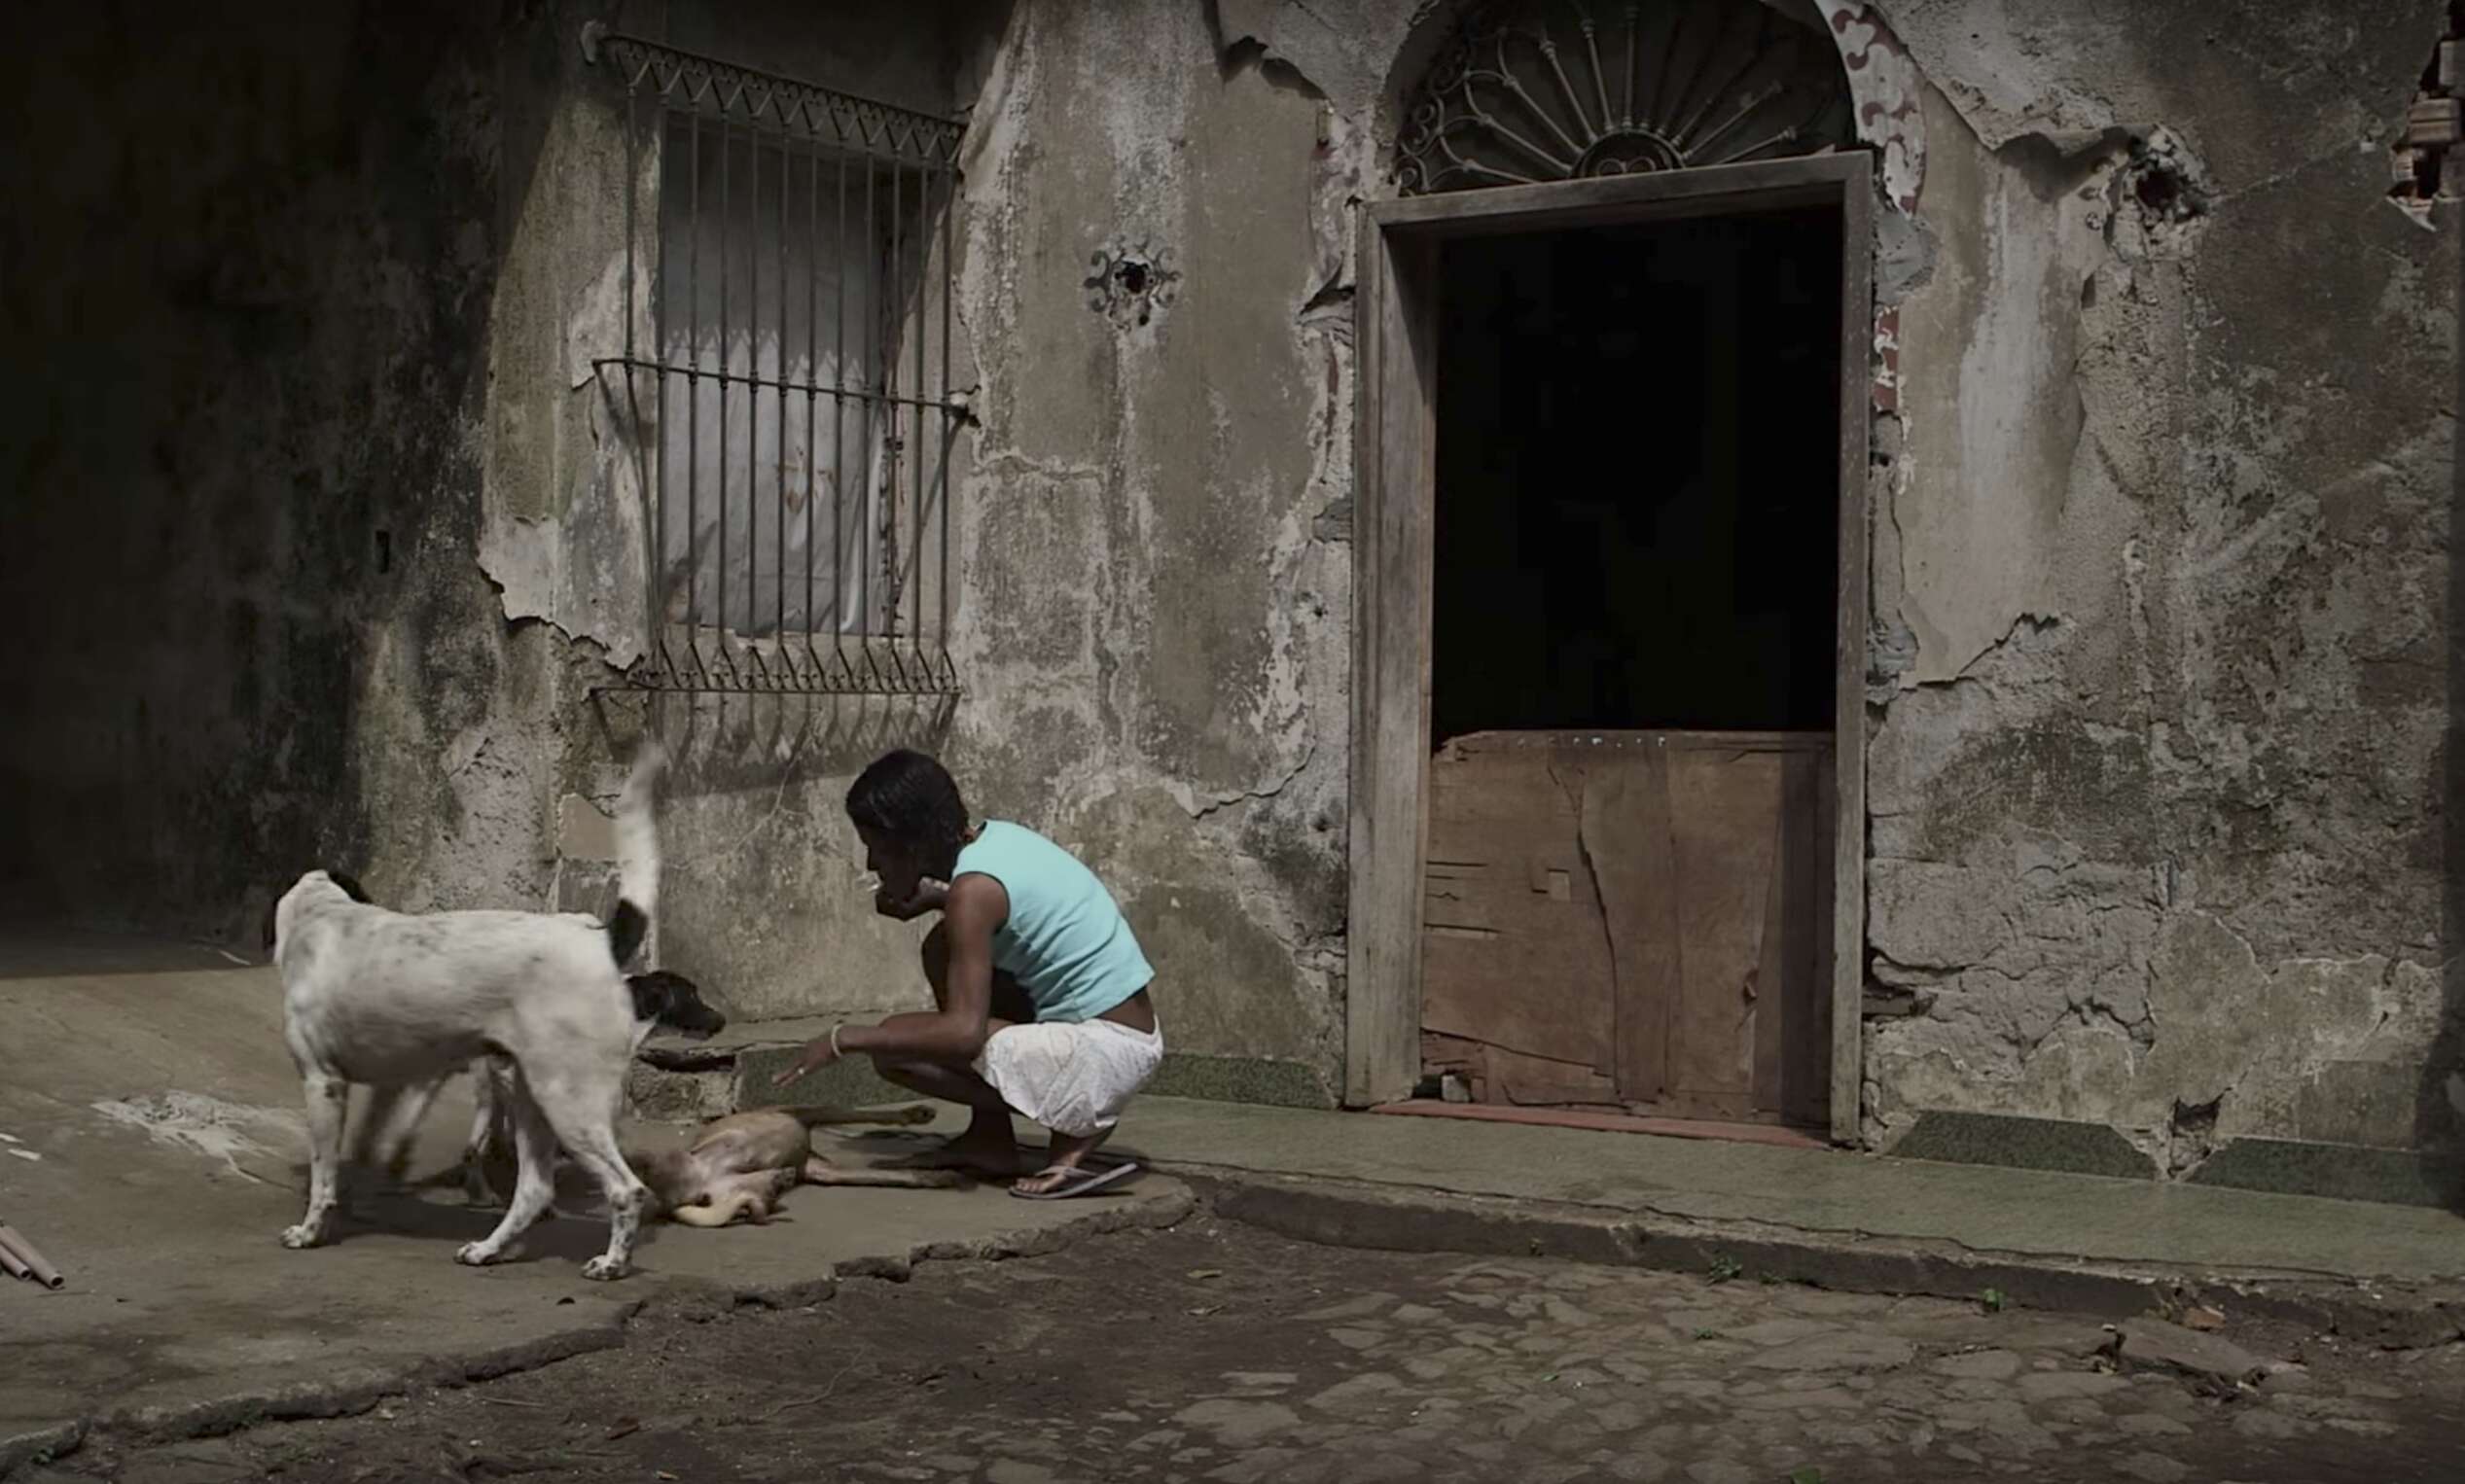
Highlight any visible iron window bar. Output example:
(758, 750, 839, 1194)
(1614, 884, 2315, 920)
(584, 24, 968, 696)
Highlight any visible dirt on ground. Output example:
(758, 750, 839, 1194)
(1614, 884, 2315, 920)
(27, 1218, 2465, 1484)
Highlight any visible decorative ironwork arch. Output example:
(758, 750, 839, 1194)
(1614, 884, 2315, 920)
(1396, 0, 1857, 195)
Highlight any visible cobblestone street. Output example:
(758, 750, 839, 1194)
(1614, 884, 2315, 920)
(38, 1218, 2465, 1484)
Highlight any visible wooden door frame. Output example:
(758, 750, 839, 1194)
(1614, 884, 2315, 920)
(1343, 153, 1875, 1144)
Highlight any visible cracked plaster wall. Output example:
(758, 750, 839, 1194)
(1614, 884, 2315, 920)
(928, 0, 1360, 1072)
(519, 0, 1364, 1083)
(0, 0, 1373, 1097)
(496, 0, 1006, 1034)
(1866, 0, 2464, 1167)
(22, 0, 2454, 1154)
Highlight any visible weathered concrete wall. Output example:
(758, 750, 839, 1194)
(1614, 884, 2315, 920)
(929, 0, 1357, 1078)
(1864, 0, 2464, 1175)
(488, 0, 1002, 1034)
(1216, 0, 2465, 1171)
(556, 0, 1368, 1091)
(21, 0, 2458, 1175)
(0, 1, 557, 938)
(3, 0, 1372, 1104)
(493, 0, 1453, 1101)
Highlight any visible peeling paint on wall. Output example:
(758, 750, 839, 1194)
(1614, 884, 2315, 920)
(1820, 1, 1926, 213)
(1861, 0, 2459, 1171)
(19, 0, 2463, 1172)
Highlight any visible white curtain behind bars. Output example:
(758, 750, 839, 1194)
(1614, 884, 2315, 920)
(656, 120, 894, 639)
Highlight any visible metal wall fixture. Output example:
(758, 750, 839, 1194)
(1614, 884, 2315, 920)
(584, 24, 969, 695)
(1083, 237, 1180, 330)
(1396, 0, 1855, 196)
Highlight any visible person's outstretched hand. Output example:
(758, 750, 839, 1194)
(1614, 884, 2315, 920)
(772, 1032, 842, 1087)
(875, 877, 950, 921)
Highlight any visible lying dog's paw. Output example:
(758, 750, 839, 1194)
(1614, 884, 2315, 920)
(580, 1254, 631, 1282)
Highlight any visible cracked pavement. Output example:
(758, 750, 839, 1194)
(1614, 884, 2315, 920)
(33, 1219, 2465, 1484)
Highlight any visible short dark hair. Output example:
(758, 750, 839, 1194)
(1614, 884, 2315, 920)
(845, 749, 969, 863)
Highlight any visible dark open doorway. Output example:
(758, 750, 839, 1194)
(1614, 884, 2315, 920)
(1411, 200, 1850, 1129)
(1431, 205, 1844, 746)
(1344, 154, 1873, 1137)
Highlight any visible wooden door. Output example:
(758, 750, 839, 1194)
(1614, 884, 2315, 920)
(1420, 729, 1833, 1126)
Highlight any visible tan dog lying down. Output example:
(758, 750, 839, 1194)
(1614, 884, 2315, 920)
(467, 1101, 963, 1226)
(642, 1104, 965, 1225)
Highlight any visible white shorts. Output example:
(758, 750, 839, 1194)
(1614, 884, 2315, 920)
(974, 1016, 1164, 1138)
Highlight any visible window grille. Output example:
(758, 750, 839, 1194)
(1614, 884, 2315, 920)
(585, 25, 967, 694)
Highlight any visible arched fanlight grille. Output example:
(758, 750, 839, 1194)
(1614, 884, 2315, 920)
(1397, 0, 1855, 196)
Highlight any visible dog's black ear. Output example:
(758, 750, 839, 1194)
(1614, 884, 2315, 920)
(324, 869, 373, 904)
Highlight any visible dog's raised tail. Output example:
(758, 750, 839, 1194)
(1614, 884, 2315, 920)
(608, 740, 665, 967)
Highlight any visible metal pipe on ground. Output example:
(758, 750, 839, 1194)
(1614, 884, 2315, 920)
(0, 1222, 64, 1289)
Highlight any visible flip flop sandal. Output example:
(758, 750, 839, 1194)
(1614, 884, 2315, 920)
(1033, 1147, 1137, 1169)
(1009, 1159, 1142, 1200)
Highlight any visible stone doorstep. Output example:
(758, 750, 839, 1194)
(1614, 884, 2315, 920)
(1171, 1167, 2465, 1352)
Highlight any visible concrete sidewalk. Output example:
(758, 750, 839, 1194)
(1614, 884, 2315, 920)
(0, 938, 1189, 1475)
(1086, 1096, 2465, 1341)
(726, 1014, 2465, 1337)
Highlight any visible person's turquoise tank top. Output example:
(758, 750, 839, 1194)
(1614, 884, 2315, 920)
(952, 821, 1154, 1023)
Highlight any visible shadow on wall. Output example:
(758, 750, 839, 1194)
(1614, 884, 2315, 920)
(586, 688, 958, 1020)
(621, 691, 959, 786)
(2436, 210, 2465, 1215)
(0, 1, 567, 943)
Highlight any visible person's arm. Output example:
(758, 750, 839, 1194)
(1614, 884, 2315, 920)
(771, 874, 1009, 1084)
(848, 874, 1001, 1061)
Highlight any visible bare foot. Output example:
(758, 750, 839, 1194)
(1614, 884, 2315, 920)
(1010, 1164, 1078, 1197)
(891, 1116, 1021, 1177)
(1010, 1129, 1112, 1196)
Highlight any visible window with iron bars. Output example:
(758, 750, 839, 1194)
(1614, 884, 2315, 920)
(587, 26, 965, 694)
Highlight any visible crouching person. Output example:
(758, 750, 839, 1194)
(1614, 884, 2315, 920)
(773, 749, 1162, 1198)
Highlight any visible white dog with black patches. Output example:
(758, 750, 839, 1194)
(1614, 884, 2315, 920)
(268, 745, 680, 1280)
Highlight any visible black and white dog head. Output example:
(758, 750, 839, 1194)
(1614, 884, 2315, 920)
(627, 969, 727, 1041)
(262, 868, 373, 955)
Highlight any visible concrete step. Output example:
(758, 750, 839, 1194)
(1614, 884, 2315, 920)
(1183, 1165, 2465, 1350)
(1093, 1097, 2465, 1351)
